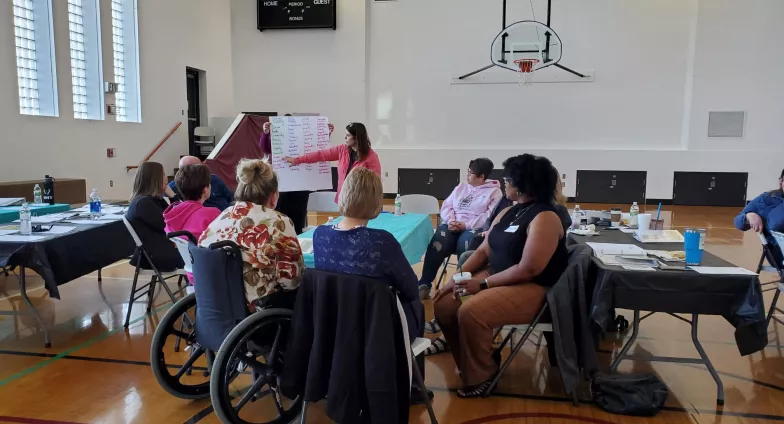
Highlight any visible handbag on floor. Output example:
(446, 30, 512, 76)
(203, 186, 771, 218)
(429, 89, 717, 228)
(591, 372, 668, 416)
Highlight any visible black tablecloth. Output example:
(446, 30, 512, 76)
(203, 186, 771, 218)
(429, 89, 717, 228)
(0, 220, 135, 299)
(568, 230, 768, 356)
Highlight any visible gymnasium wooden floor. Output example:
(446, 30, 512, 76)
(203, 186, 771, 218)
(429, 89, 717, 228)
(1, 204, 783, 424)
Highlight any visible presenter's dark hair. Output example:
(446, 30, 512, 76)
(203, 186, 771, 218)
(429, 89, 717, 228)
(346, 122, 371, 162)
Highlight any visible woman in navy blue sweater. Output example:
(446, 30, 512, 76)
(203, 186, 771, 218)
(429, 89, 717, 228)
(734, 169, 784, 266)
(312, 167, 430, 404)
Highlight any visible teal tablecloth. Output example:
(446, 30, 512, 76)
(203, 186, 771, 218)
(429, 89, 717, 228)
(298, 212, 434, 268)
(0, 203, 71, 224)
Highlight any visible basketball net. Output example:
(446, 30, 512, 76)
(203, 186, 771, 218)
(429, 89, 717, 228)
(514, 59, 539, 86)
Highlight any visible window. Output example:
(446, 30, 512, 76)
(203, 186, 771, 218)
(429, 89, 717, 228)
(68, 0, 104, 120)
(12, 0, 58, 117)
(111, 0, 141, 122)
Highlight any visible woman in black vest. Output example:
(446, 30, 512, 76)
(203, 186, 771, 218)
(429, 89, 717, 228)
(432, 154, 568, 398)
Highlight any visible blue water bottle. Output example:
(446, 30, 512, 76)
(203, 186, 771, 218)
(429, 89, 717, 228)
(89, 188, 102, 220)
(684, 228, 706, 266)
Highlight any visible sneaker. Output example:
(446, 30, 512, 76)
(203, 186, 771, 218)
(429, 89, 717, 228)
(419, 284, 432, 300)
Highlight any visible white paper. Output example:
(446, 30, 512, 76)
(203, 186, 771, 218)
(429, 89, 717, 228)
(14, 212, 79, 224)
(689, 266, 758, 276)
(270, 116, 333, 192)
(0, 230, 19, 236)
(0, 234, 47, 242)
(44, 226, 76, 235)
(298, 238, 313, 254)
(586, 243, 646, 256)
(622, 265, 657, 271)
(97, 214, 123, 221)
(620, 227, 636, 234)
(74, 205, 126, 215)
(64, 220, 104, 225)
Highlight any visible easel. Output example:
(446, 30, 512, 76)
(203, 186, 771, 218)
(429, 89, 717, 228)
(458, 0, 586, 80)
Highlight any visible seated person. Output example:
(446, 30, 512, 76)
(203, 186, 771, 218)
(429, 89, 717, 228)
(432, 154, 568, 398)
(199, 159, 303, 309)
(163, 164, 222, 281)
(418, 158, 502, 298)
(312, 167, 431, 404)
(168, 156, 234, 211)
(735, 168, 784, 267)
(126, 161, 184, 271)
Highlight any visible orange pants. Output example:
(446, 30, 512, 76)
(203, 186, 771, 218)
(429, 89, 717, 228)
(433, 283, 546, 386)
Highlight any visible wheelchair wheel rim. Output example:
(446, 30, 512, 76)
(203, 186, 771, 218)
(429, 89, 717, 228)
(212, 314, 301, 424)
(150, 294, 212, 399)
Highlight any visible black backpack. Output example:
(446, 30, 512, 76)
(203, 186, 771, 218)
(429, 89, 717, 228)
(591, 372, 669, 416)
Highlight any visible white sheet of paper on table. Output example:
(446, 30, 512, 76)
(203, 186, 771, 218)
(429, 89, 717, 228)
(0, 234, 47, 242)
(622, 265, 657, 271)
(64, 220, 104, 225)
(688, 266, 758, 276)
(97, 214, 123, 220)
(45, 226, 77, 235)
(0, 229, 19, 236)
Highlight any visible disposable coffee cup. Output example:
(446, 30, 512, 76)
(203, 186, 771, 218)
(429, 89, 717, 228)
(453, 272, 472, 302)
(610, 209, 622, 228)
(637, 213, 652, 231)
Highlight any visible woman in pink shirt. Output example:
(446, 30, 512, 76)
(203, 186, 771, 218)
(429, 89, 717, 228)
(282, 122, 382, 203)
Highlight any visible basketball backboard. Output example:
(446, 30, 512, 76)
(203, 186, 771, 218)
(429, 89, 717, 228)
(491, 20, 562, 73)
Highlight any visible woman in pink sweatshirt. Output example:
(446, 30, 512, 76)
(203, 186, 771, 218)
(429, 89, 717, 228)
(163, 164, 222, 281)
(282, 122, 382, 203)
(418, 158, 502, 297)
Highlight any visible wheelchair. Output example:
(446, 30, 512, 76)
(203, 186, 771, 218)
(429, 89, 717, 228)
(149, 232, 301, 424)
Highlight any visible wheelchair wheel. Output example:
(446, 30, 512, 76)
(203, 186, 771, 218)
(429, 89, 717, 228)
(150, 293, 211, 399)
(210, 309, 302, 424)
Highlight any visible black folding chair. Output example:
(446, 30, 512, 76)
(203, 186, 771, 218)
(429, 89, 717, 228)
(121, 217, 188, 328)
(760, 232, 784, 326)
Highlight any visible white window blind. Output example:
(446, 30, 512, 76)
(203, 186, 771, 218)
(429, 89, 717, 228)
(111, 0, 141, 122)
(13, 0, 58, 117)
(68, 0, 104, 120)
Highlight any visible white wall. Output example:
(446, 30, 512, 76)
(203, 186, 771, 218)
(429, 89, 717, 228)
(228, 0, 784, 199)
(0, 0, 235, 199)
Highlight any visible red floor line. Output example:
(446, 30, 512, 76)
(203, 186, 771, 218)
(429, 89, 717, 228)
(0, 417, 84, 424)
(461, 413, 616, 424)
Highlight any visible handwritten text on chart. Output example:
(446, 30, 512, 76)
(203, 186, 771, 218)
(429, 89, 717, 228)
(270, 116, 332, 192)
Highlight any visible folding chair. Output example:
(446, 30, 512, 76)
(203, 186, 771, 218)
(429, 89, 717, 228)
(302, 191, 339, 232)
(121, 217, 188, 328)
(399, 194, 455, 289)
(763, 232, 784, 326)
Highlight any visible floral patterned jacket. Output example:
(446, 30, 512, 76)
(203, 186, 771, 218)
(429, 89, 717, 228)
(198, 201, 304, 304)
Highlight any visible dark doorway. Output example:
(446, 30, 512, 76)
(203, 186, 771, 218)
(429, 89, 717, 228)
(673, 172, 747, 207)
(186, 68, 201, 158)
(575, 170, 647, 204)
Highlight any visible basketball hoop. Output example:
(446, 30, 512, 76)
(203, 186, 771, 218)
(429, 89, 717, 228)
(514, 59, 539, 86)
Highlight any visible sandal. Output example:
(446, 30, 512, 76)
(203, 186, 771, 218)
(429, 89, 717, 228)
(424, 336, 449, 356)
(456, 378, 495, 398)
(424, 319, 441, 334)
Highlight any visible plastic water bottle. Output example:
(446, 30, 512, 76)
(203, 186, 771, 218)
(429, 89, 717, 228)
(394, 194, 402, 216)
(630, 201, 640, 228)
(571, 204, 582, 230)
(19, 201, 32, 235)
(33, 184, 42, 204)
(326, 217, 335, 227)
(89, 189, 102, 220)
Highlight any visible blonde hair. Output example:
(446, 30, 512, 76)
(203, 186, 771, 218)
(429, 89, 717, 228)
(235, 159, 278, 205)
(554, 170, 567, 206)
(338, 167, 383, 219)
(131, 161, 166, 201)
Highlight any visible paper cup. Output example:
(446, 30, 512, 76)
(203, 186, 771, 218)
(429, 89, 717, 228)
(637, 213, 652, 231)
(453, 272, 472, 302)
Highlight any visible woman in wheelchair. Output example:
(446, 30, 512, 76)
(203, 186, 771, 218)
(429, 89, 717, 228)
(311, 167, 431, 403)
(199, 159, 304, 310)
(432, 154, 568, 398)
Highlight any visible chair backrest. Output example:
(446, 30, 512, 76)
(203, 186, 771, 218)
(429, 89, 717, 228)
(171, 238, 194, 273)
(399, 194, 440, 215)
(190, 240, 248, 351)
(193, 126, 215, 138)
(122, 216, 143, 247)
(307, 191, 339, 213)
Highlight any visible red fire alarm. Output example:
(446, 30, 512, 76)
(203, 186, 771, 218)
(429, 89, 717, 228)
(107, 148, 116, 158)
